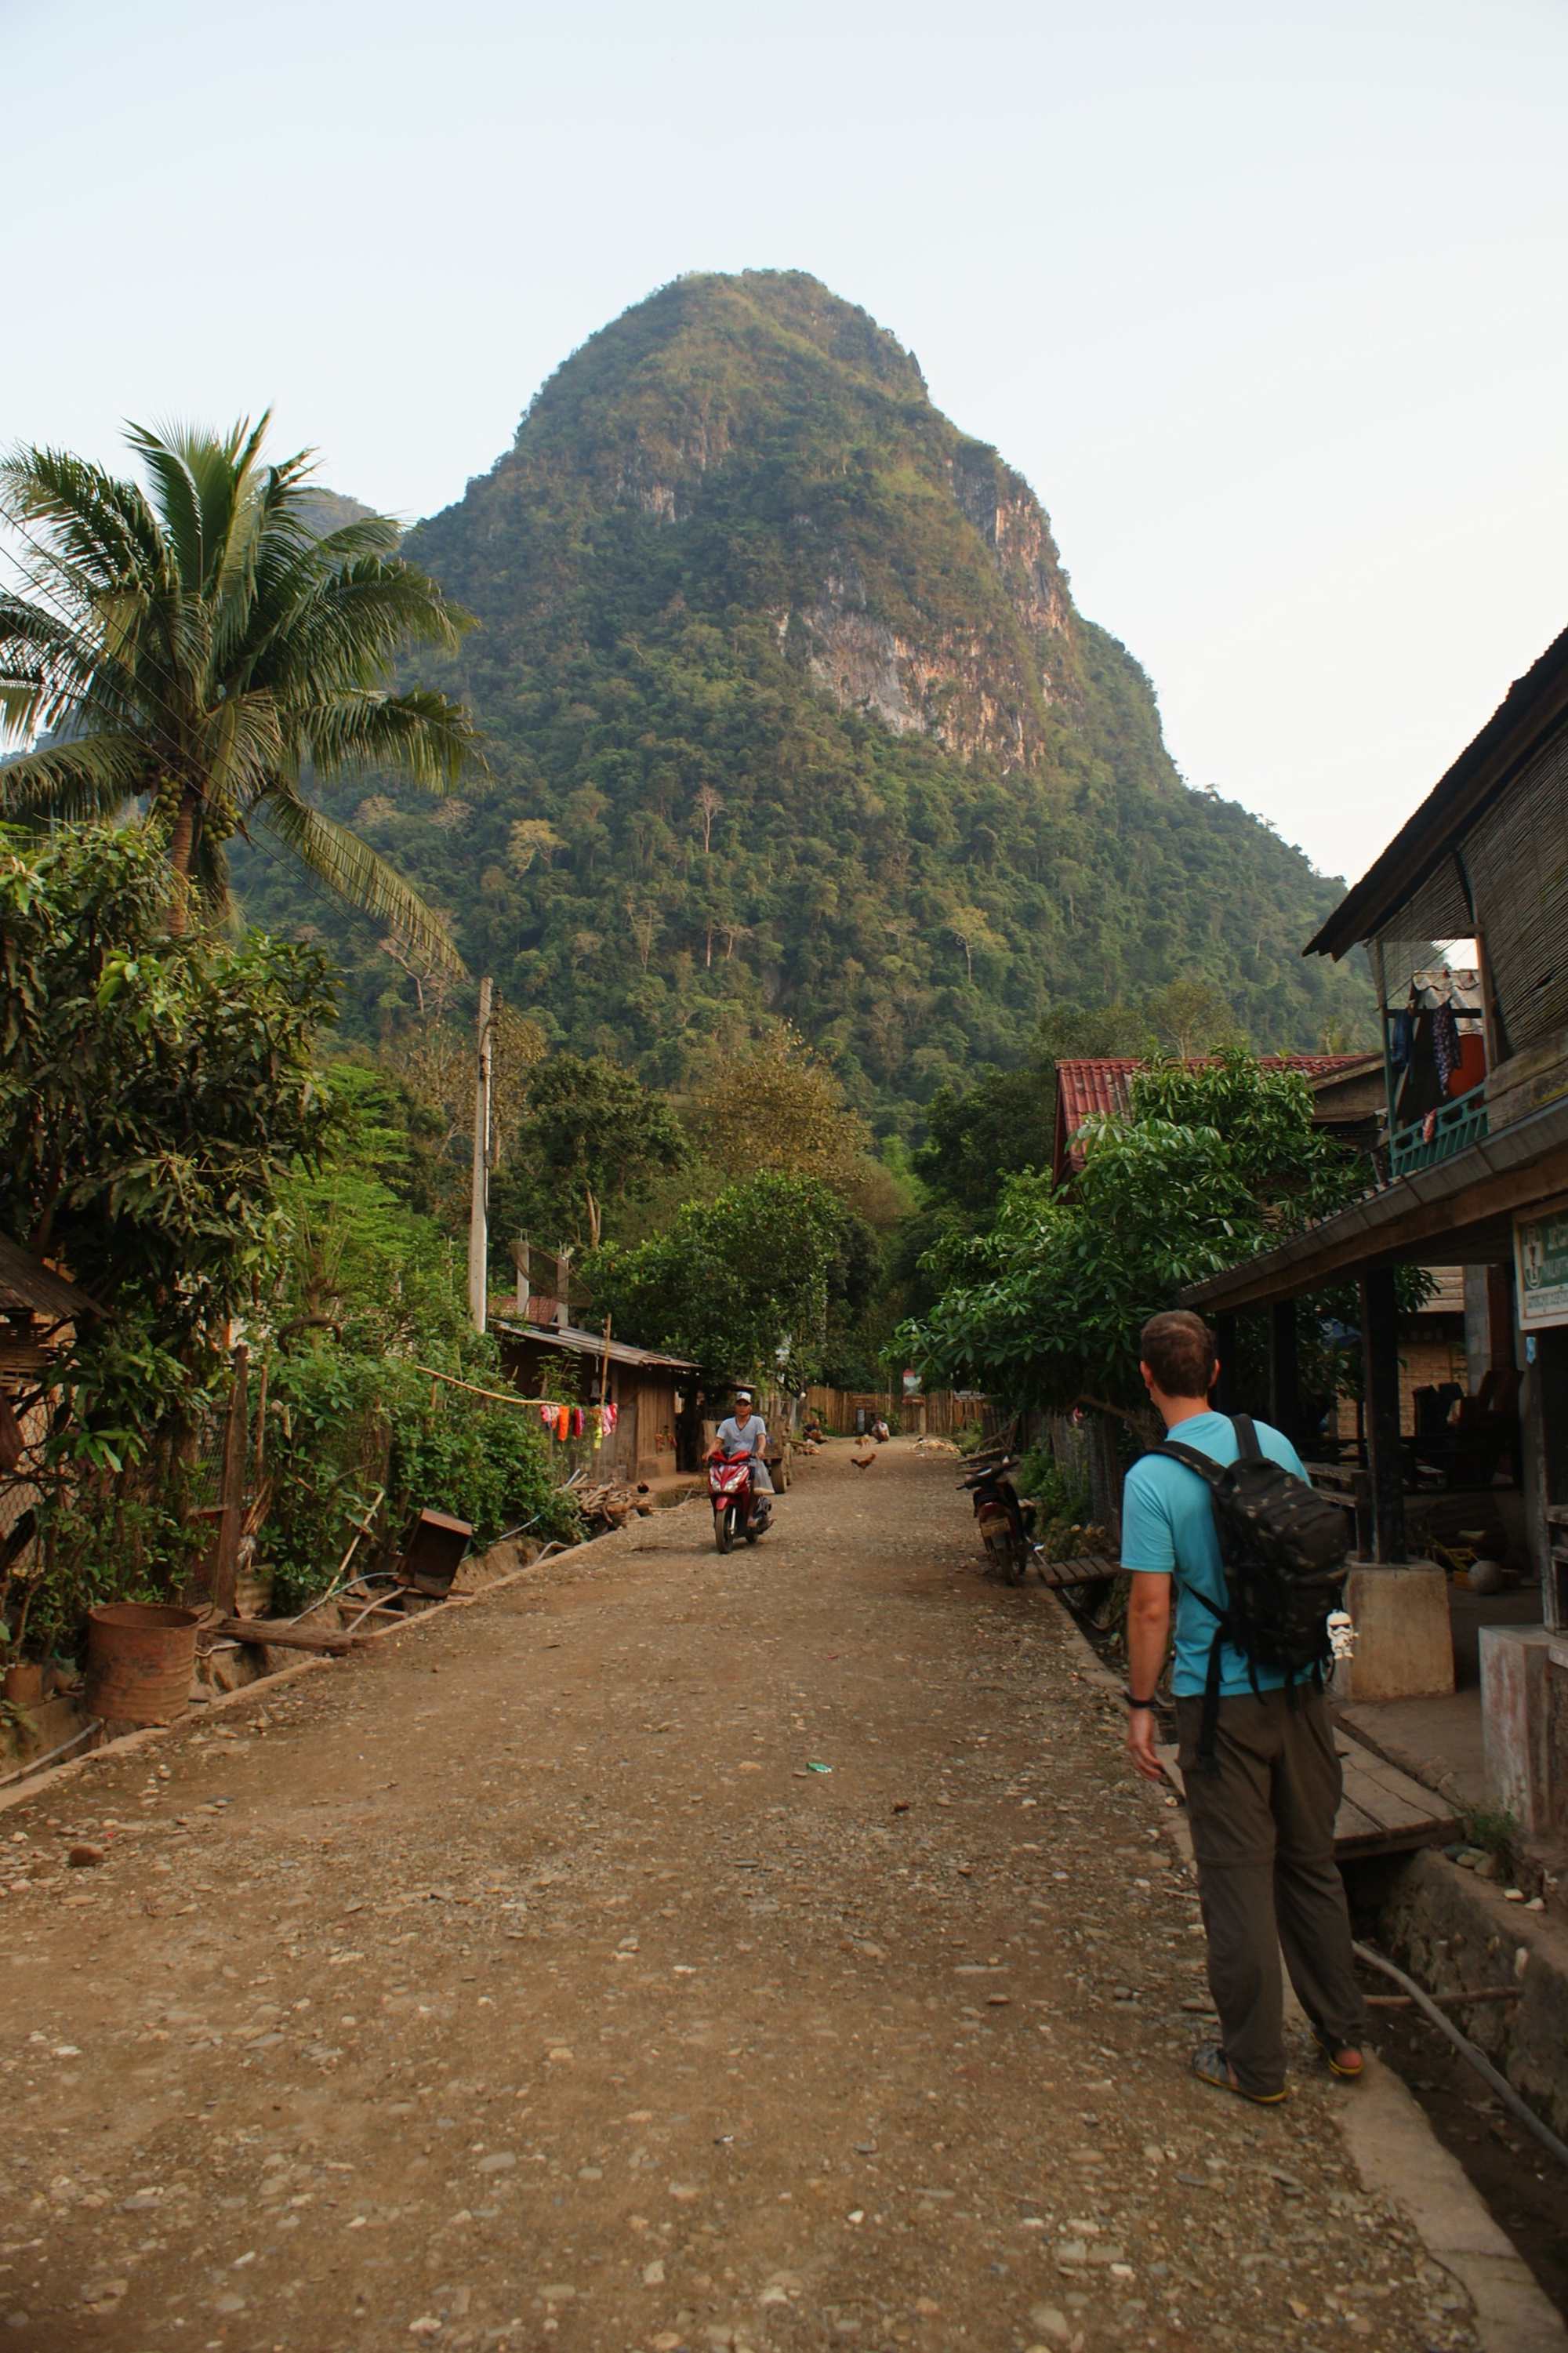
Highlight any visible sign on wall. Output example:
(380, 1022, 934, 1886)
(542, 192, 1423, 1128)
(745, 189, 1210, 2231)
(1514, 1197, 1568, 1331)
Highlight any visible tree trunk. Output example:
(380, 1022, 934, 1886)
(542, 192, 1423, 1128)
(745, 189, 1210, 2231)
(165, 789, 199, 935)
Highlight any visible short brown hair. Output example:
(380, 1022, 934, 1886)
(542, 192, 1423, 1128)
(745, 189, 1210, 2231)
(1140, 1309, 1218, 1400)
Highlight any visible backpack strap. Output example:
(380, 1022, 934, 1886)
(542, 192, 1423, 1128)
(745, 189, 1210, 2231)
(1231, 1411, 1263, 1462)
(1158, 1438, 1229, 1485)
(1157, 1441, 1236, 1771)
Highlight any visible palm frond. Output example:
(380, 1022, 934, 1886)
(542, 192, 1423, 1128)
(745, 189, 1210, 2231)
(259, 792, 466, 974)
(123, 424, 205, 590)
(294, 688, 488, 791)
(260, 561, 476, 704)
(196, 688, 286, 812)
(0, 730, 150, 820)
(302, 514, 404, 566)
(0, 446, 166, 599)
(0, 595, 103, 740)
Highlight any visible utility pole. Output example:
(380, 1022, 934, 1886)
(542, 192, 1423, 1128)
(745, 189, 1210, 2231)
(468, 977, 494, 1334)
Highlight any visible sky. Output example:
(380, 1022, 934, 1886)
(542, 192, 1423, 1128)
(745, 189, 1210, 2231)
(8, 0, 1566, 888)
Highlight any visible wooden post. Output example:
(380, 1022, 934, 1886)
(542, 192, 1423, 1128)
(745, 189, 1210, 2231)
(210, 1343, 249, 1618)
(1521, 1321, 1568, 1630)
(467, 978, 494, 1335)
(1268, 1300, 1301, 1450)
(1359, 1269, 1406, 1563)
(1211, 1312, 1237, 1414)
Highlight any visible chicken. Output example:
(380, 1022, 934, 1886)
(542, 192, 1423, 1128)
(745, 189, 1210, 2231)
(851, 1449, 877, 1471)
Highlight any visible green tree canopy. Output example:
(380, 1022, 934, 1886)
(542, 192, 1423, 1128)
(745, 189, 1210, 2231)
(688, 1026, 873, 1192)
(0, 415, 482, 969)
(0, 822, 336, 1643)
(586, 1171, 847, 1389)
(898, 1052, 1363, 1414)
(0, 822, 335, 1352)
(497, 1051, 688, 1251)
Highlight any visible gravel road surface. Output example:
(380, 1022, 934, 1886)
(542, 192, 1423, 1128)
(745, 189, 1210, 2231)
(0, 1442, 1479, 2352)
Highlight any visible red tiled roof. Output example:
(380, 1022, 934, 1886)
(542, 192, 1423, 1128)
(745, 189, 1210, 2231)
(1052, 1055, 1379, 1182)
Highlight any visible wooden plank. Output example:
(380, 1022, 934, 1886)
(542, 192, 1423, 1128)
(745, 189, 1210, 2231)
(216, 1617, 358, 1657)
(1156, 1730, 1457, 1856)
(1039, 1555, 1118, 1591)
(1340, 1762, 1438, 1835)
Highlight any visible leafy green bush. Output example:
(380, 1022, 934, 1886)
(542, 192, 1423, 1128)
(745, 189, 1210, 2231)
(264, 1346, 581, 1615)
(0, 824, 334, 1655)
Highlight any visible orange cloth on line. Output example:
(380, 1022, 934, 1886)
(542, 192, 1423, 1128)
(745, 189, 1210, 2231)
(1449, 1031, 1486, 1097)
(555, 1403, 570, 1441)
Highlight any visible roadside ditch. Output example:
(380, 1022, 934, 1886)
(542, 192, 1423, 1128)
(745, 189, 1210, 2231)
(1057, 1574, 1568, 2329)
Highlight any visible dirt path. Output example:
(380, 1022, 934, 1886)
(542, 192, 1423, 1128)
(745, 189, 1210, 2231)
(0, 1443, 1479, 2353)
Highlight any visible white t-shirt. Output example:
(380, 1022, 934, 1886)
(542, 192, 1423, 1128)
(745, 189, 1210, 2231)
(717, 1414, 766, 1458)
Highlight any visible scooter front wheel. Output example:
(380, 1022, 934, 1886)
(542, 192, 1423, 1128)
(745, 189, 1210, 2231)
(714, 1505, 733, 1556)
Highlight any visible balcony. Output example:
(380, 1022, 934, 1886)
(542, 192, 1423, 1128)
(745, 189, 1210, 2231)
(1389, 1080, 1490, 1178)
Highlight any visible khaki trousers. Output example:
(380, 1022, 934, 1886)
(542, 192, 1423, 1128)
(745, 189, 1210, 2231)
(1174, 1687, 1366, 2098)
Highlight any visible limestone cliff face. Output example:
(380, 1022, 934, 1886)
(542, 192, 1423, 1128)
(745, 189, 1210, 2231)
(428, 269, 1081, 773)
(783, 451, 1076, 769)
(252, 267, 1371, 1102)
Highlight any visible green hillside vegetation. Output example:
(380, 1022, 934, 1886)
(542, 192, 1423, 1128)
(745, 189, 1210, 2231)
(237, 270, 1372, 1134)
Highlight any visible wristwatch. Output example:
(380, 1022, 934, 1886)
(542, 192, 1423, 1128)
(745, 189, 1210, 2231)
(1123, 1690, 1159, 1711)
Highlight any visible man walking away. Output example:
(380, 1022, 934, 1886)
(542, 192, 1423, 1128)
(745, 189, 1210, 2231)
(1120, 1310, 1365, 2104)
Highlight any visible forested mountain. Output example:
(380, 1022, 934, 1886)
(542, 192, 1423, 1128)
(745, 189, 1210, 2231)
(238, 269, 1370, 1133)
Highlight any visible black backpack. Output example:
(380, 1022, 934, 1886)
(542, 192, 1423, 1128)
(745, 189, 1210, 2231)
(1158, 1413, 1350, 1768)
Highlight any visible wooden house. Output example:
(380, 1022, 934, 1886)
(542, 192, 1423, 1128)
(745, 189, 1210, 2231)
(492, 1305, 700, 1483)
(1181, 623, 1568, 1836)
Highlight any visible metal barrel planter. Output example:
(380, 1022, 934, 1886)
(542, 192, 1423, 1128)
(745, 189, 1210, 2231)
(85, 1602, 201, 1726)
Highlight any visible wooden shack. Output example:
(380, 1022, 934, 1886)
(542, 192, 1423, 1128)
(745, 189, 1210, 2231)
(492, 1309, 700, 1483)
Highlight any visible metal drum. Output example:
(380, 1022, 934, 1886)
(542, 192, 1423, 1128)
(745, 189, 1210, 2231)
(85, 1602, 201, 1726)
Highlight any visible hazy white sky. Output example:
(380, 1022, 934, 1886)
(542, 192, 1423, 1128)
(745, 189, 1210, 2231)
(9, 0, 1566, 887)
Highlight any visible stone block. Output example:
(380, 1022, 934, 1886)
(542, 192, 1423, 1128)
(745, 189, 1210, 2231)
(1479, 1623, 1562, 1836)
(1337, 1560, 1455, 1702)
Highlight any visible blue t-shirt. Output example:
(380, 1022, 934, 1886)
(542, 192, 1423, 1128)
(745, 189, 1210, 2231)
(1120, 1411, 1310, 1698)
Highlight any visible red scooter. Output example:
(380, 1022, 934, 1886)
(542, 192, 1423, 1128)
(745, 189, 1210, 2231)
(709, 1451, 771, 1554)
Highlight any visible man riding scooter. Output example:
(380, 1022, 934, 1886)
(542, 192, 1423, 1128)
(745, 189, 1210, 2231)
(710, 1388, 775, 1549)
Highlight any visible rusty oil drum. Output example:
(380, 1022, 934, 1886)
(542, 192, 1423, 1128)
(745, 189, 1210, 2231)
(85, 1601, 201, 1726)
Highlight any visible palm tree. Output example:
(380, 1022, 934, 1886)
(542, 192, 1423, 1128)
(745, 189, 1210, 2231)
(0, 414, 483, 969)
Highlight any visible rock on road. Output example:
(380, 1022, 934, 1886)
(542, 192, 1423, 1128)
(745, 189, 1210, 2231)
(0, 1443, 1478, 2353)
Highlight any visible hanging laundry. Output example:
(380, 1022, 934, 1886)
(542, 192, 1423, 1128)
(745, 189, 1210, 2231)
(601, 1400, 619, 1435)
(1450, 1028, 1486, 1097)
(1431, 1000, 1461, 1093)
(570, 1405, 585, 1440)
(1388, 1008, 1415, 1071)
(555, 1403, 571, 1442)
(539, 1403, 554, 1433)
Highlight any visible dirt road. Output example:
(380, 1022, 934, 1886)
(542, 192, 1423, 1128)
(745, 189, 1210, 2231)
(0, 1443, 1478, 2352)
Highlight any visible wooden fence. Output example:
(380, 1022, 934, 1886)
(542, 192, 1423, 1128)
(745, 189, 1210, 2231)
(800, 1385, 1008, 1440)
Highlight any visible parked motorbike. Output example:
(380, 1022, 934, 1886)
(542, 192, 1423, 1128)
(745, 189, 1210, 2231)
(709, 1451, 771, 1554)
(959, 1453, 1038, 1585)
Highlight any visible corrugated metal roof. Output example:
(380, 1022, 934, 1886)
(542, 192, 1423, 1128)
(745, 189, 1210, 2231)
(0, 1233, 100, 1322)
(1054, 1055, 1379, 1176)
(492, 1317, 697, 1374)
